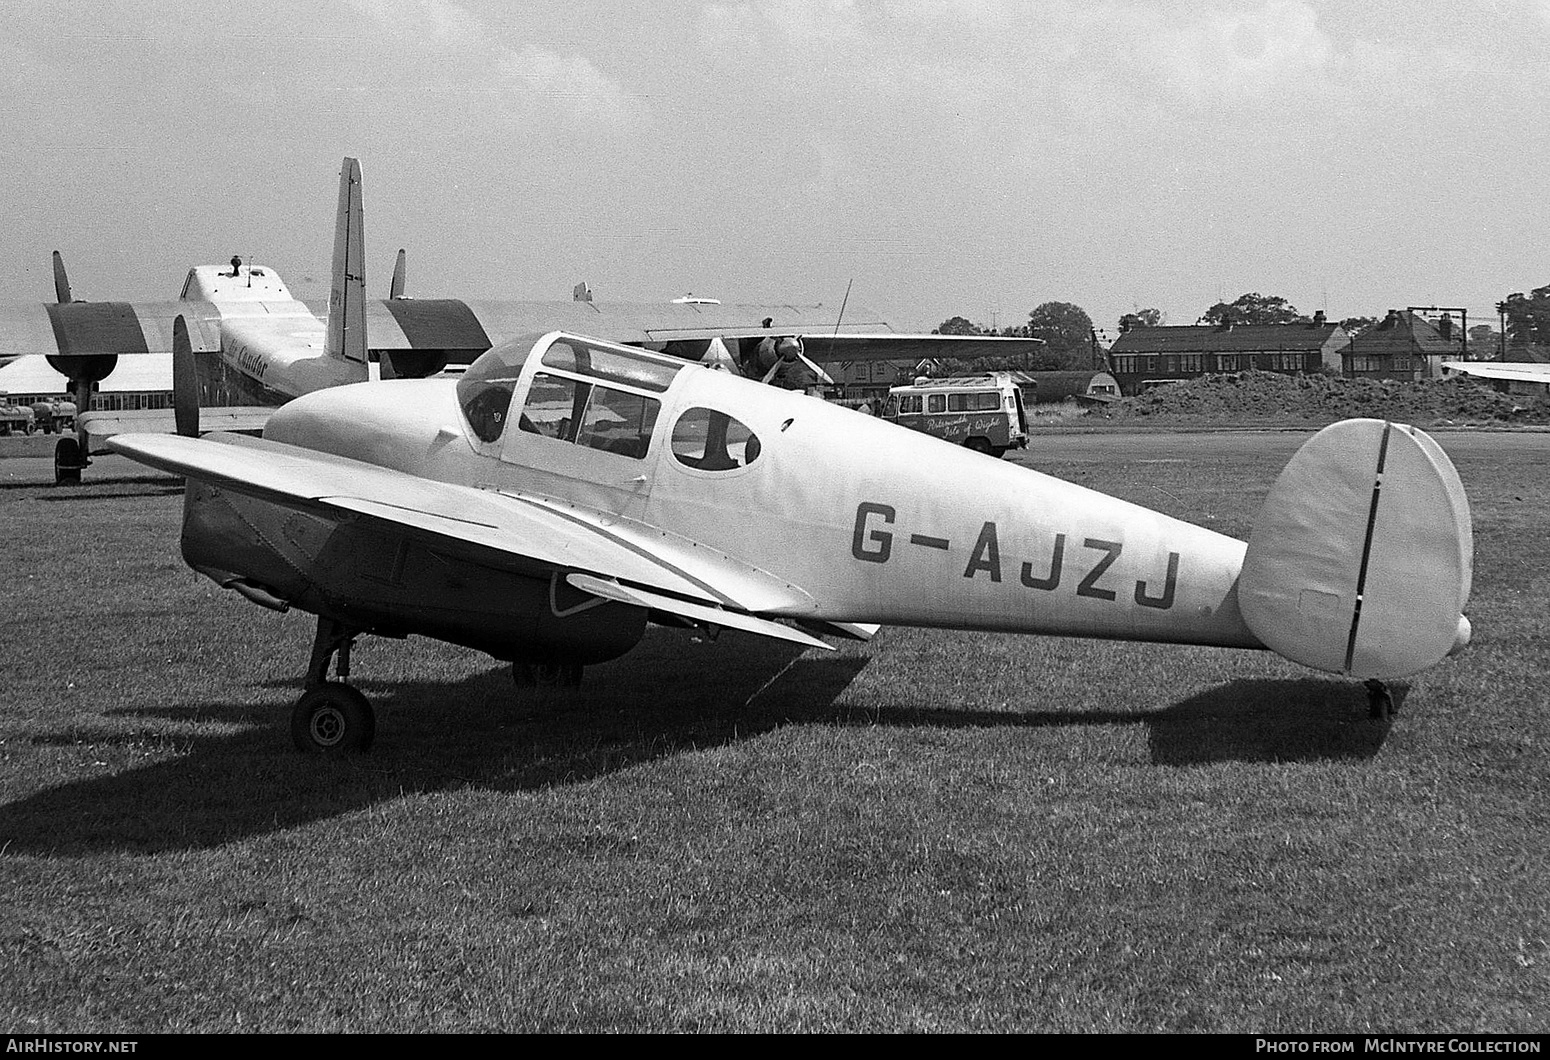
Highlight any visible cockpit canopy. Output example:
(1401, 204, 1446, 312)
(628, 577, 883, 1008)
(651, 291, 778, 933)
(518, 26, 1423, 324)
(458, 332, 684, 450)
(457, 331, 763, 472)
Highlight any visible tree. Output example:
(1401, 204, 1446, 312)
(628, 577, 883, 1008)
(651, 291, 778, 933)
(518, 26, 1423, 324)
(1200, 292, 1302, 326)
(1026, 301, 1096, 369)
(1339, 316, 1379, 341)
(1501, 285, 1550, 347)
(1118, 308, 1162, 331)
(934, 316, 981, 335)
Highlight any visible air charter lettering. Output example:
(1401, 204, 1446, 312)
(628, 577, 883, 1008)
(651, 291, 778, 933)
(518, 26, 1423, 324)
(850, 501, 1179, 610)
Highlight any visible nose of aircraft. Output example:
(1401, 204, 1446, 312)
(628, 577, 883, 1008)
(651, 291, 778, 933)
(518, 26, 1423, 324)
(265, 379, 462, 468)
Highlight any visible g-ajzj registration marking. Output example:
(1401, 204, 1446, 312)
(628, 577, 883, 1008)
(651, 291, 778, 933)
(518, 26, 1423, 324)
(851, 501, 1181, 610)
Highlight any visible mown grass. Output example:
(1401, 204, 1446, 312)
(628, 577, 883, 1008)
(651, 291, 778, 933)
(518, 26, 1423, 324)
(0, 436, 1546, 1033)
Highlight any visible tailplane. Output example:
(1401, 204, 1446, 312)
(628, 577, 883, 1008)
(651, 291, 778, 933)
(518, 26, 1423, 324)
(1238, 419, 1472, 680)
(325, 157, 367, 367)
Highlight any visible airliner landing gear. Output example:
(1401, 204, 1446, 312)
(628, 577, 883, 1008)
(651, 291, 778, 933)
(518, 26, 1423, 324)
(1365, 679, 1396, 722)
(54, 436, 84, 485)
(292, 617, 375, 754)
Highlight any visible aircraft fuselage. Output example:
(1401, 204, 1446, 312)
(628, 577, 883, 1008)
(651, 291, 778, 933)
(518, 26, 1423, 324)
(252, 333, 1262, 650)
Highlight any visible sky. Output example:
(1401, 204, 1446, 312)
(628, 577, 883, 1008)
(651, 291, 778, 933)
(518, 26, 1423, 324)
(1, 0, 1545, 339)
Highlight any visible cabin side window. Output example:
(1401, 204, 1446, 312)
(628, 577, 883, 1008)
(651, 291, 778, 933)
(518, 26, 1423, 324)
(576, 385, 659, 458)
(671, 408, 761, 471)
(518, 372, 661, 459)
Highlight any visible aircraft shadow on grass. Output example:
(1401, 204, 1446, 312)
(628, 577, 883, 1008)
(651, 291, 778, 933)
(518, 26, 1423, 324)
(0, 635, 1392, 857)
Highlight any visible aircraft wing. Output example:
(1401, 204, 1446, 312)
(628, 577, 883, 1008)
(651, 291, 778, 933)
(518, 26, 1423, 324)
(80, 406, 273, 440)
(363, 298, 908, 351)
(1441, 361, 1550, 384)
(106, 432, 826, 645)
(0, 302, 225, 358)
(3, 296, 1038, 362)
(754, 333, 1043, 362)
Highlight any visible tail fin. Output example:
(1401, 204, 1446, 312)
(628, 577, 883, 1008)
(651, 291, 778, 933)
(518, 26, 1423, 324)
(1238, 419, 1472, 680)
(325, 157, 367, 366)
(172, 315, 199, 437)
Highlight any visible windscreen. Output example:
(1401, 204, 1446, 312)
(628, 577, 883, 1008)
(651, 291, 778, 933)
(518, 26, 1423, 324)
(456, 334, 545, 443)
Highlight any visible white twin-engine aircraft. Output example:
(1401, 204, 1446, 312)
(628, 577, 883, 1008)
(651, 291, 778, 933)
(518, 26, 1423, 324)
(110, 324, 1474, 754)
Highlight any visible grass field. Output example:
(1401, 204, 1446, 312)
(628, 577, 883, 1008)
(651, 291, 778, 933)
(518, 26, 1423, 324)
(1, 433, 1546, 1033)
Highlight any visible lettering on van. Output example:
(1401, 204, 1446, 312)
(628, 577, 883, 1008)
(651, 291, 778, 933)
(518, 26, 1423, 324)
(923, 415, 1002, 435)
(850, 502, 1179, 610)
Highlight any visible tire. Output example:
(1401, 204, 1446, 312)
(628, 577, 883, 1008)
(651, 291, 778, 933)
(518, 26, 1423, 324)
(54, 436, 82, 485)
(521, 661, 584, 688)
(291, 682, 376, 755)
(964, 436, 994, 456)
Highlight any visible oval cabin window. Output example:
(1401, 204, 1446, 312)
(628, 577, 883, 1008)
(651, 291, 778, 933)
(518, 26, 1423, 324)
(671, 408, 760, 471)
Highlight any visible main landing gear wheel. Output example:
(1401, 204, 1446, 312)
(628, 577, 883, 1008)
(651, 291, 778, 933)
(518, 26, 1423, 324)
(1365, 679, 1396, 722)
(511, 661, 584, 689)
(292, 682, 376, 755)
(54, 437, 83, 485)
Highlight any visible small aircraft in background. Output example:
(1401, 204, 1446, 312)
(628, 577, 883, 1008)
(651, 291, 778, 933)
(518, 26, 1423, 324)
(109, 316, 1474, 754)
(1440, 360, 1550, 388)
(1, 158, 1043, 483)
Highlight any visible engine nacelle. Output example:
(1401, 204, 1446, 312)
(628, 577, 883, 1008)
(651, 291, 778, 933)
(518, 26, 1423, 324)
(180, 481, 646, 666)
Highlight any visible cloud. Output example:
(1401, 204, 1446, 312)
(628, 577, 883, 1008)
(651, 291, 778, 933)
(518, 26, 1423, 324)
(345, 0, 490, 50)
(492, 46, 651, 132)
(345, 0, 654, 141)
(1116, 1, 1335, 104)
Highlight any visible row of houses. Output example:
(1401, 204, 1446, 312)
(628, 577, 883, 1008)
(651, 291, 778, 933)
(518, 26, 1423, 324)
(1105, 309, 1472, 396)
(828, 308, 1509, 404)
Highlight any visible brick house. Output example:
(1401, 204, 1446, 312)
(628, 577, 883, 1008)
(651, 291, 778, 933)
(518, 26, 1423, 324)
(1342, 309, 1465, 381)
(1106, 315, 1350, 396)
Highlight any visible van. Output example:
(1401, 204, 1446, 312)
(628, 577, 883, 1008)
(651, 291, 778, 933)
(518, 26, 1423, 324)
(880, 373, 1028, 457)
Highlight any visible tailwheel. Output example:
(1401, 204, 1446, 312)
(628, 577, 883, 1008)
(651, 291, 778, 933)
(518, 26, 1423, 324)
(1365, 679, 1395, 722)
(292, 681, 376, 755)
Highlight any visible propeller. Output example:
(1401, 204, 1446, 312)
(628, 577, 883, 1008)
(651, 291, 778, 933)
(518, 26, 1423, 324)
(52, 251, 73, 303)
(389, 248, 406, 299)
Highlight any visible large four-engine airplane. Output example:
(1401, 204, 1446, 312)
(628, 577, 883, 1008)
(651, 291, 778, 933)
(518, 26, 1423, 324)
(109, 320, 1474, 755)
(1, 158, 1043, 483)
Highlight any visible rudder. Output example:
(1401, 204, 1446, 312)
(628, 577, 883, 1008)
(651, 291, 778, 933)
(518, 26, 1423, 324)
(1238, 419, 1472, 680)
(325, 157, 367, 366)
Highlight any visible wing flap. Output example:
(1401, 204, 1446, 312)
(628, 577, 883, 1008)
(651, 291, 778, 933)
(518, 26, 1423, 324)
(566, 574, 831, 651)
(82, 407, 272, 443)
